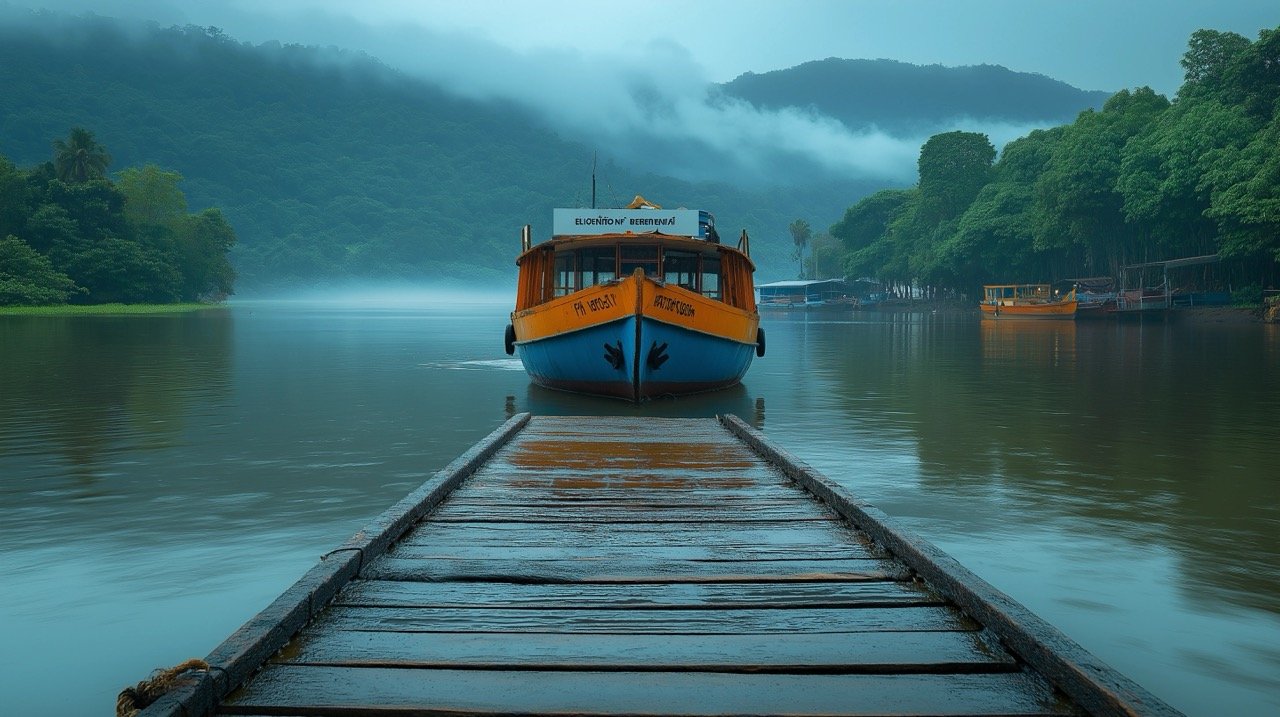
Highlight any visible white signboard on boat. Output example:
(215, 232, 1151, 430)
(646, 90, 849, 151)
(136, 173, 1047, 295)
(553, 208, 700, 237)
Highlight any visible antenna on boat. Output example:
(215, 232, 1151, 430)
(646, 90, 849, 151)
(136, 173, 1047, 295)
(591, 152, 597, 209)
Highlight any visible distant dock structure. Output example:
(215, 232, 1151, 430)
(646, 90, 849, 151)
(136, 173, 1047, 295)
(129, 415, 1180, 717)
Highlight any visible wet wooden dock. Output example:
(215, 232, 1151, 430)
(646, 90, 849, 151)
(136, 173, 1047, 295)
(136, 414, 1180, 716)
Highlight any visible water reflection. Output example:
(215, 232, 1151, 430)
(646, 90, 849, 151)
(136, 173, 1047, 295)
(803, 316, 1280, 615)
(0, 311, 233, 482)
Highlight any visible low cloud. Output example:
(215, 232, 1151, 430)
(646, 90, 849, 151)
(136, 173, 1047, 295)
(11, 1, 1053, 186)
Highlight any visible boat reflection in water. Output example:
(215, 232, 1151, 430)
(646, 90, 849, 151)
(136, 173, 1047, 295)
(980, 318, 1078, 370)
(506, 196, 765, 402)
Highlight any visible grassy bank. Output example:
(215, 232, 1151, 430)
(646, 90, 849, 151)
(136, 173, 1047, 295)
(0, 303, 225, 316)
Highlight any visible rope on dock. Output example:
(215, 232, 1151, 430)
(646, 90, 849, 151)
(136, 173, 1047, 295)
(116, 658, 209, 717)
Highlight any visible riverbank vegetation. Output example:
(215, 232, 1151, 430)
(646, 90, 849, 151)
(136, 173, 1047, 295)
(826, 26, 1280, 301)
(0, 129, 236, 307)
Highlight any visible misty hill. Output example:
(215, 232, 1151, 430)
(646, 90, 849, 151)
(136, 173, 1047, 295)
(0, 13, 1114, 287)
(721, 59, 1112, 134)
(2, 14, 879, 285)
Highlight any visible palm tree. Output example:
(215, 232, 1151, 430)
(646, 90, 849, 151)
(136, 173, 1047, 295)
(789, 218, 811, 279)
(52, 127, 111, 183)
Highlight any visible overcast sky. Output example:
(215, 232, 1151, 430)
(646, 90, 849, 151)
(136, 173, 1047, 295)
(10, 1, 1278, 183)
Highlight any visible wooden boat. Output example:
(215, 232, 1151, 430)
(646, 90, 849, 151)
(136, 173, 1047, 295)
(980, 284, 1077, 320)
(505, 197, 763, 401)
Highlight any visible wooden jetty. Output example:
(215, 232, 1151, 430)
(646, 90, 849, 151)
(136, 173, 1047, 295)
(133, 414, 1180, 716)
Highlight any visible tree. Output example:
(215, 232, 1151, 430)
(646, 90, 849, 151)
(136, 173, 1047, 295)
(0, 235, 81, 305)
(1033, 88, 1170, 275)
(789, 219, 811, 278)
(65, 237, 181, 304)
(830, 189, 913, 254)
(1203, 109, 1280, 271)
(117, 165, 189, 229)
(176, 208, 237, 300)
(0, 157, 32, 240)
(52, 127, 112, 184)
(1179, 29, 1251, 93)
(916, 131, 996, 224)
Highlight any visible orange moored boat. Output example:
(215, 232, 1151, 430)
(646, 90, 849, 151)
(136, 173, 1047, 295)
(980, 284, 1077, 320)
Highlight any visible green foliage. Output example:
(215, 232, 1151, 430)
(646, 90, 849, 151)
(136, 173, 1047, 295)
(788, 218, 811, 277)
(118, 165, 189, 228)
(830, 189, 913, 282)
(825, 26, 1280, 298)
(916, 131, 996, 224)
(52, 127, 111, 183)
(0, 138, 237, 306)
(0, 235, 81, 305)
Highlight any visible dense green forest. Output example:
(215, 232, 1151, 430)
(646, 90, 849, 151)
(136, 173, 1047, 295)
(721, 59, 1110, 134)
(828, 27, 1280, 300)
(0, 128, 235, 306)
(0, 12, 1110, 289)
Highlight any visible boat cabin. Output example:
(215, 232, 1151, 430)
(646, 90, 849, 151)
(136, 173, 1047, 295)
(514, 205, 756, 314)
(983, 284, 1061, 306)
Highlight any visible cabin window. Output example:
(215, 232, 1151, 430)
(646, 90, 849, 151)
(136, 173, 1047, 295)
(663, 251, 700, 291)
(619, 245, 660, 278)
(579, 247, 616, 287)
(553, 252, 576, 296)
(701, 253, 721, 300)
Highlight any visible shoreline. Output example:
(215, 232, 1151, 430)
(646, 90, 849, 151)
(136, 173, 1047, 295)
(857, 301, 1265, 323)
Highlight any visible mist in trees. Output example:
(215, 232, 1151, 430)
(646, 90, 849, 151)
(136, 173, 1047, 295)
(828, 26, 1280, 301)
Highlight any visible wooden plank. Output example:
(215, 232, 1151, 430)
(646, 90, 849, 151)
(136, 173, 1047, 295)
(382, 543, 881, 562)
(501, 439, 761, 470)
(397, 520, 870, 548)
(465, 465, 790, 490)
(360, 556, 906, 583)
(426, 501, 829, 522)
(446, 484, 805, 501)
(335, 579, 943, 610)
(312, 604, 975, 634)
(276, 630, 1018, 673)
(447, 479, 807, 498)
(221, 666, 1077, 716)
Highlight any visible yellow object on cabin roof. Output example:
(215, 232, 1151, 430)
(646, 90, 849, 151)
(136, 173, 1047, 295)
(626, 195, 662, 209)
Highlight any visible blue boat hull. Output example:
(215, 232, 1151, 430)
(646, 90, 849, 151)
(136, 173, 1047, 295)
(515, 316, 755, 402)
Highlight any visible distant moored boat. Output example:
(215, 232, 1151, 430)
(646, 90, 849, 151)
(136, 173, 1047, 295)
(979, 284, 1078, 320)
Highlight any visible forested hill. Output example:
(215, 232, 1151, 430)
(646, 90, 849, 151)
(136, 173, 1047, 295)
(0, 13, 1111, 287)
(721, 59, 1111, 134)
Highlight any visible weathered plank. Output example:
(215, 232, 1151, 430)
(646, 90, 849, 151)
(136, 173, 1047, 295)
(221, 666, 1077, 716)
(334, 578, 943, 610)
(312, 604, 974, 634)
(277, 630, 1017, 673)
(361, 555, 906, 583)
(382, 543, 880, 562)
(501, 439, 760, 470)
(426, 501, 832, 522)
(464, 468, 793, 490)
(397, 520, 867, 548)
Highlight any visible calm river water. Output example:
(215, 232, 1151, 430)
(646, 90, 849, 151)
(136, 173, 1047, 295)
(1, 297, 1277, 715)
